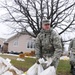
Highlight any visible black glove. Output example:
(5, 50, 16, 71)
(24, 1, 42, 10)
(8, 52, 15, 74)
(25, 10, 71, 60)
(37, 61, 40, 64)
(50, 59, 56, 68)
(50, 62, 54, 66)
(36, 57, 40, 64)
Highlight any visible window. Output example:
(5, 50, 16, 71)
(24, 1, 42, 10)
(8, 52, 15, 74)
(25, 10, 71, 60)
(13, 40, 18, 47)
(27, 40, 35, 48)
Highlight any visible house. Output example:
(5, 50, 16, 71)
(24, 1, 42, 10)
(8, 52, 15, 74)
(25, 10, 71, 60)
(0, 38, 5, 46)
(1, 42, 8, 53)
(7, 33, 35, 53)
(0, 38, 6, 52)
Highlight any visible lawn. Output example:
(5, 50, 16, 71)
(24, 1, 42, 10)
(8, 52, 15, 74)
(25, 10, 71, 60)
(0, 54, 72, 75)
(0, 54, 36, 71)
(57, 60, 71, 75)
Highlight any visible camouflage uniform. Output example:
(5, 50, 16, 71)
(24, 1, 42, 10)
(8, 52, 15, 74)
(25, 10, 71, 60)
(68, 38, 75, 52)
(68, 38, 75, 63)
(35, 28, 62, 69)
(68, 38, 75, 73)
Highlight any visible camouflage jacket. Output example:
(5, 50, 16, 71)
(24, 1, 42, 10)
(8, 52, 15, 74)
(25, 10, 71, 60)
(68, 38, 75, 63)
(35, 28, 62, 60)
(68, 38, 75, 54)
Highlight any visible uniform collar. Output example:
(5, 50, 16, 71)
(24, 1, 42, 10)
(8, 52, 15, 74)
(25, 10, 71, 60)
(40, 28, 53, 33)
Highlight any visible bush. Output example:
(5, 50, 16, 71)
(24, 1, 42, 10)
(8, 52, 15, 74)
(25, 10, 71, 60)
(19, 54, 25, 58)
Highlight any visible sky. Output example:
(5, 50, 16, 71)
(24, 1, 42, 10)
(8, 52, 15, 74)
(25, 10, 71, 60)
(0, 0, 14, 39)
(0, 24, 12, 39)
(0, 10, 11, 39)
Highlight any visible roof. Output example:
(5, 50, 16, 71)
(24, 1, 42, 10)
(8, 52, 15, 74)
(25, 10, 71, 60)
(6, 32, 32, 42)
(0, 38, 6, 42)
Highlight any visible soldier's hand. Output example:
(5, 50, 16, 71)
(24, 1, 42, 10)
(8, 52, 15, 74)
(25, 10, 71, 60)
(36, 57, 46, 64)
(36, 57, 40, 64)
(37, 61, 40, 64)
(50, 62, 54, 66)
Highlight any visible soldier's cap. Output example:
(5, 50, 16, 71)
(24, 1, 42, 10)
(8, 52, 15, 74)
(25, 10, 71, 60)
(42, 19, 50, 25)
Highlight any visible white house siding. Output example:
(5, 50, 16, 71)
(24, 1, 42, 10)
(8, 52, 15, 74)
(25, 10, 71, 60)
(8, 34, 35, 53)
(0, 39, 4, 47)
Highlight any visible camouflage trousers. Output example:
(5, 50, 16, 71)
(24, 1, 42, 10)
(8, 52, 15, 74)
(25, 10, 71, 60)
(70, 52, 75, 66)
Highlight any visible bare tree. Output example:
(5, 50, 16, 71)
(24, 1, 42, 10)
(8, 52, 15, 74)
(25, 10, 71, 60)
(0, 0, 75, 40)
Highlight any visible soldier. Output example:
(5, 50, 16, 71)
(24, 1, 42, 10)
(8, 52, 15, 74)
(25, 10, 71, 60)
(35, 19, 62, 70)
(68, 38, 75, 74)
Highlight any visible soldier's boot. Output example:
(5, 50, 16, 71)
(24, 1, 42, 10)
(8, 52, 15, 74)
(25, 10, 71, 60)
(70, 65, 73, 73)
(72, 68, 75, 75)
(70, 65, 75, 75)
